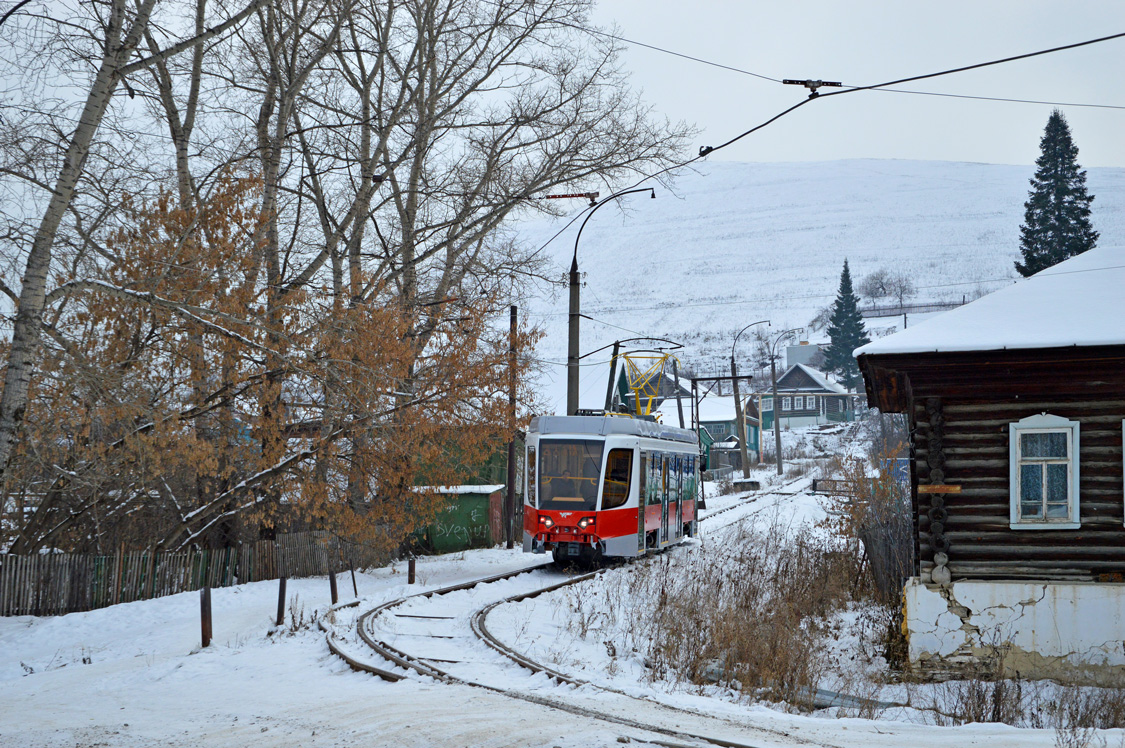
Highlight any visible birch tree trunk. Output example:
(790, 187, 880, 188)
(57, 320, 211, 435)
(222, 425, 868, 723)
(0, 0, 262, 484)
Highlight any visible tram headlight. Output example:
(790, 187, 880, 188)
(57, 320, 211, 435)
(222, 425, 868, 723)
(577, 516, 595, 530)
(539, 515, 554, 528)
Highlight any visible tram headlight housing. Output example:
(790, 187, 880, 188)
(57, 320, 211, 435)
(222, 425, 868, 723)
(539, 515, 554, 528)
(577, 516, 595, 530)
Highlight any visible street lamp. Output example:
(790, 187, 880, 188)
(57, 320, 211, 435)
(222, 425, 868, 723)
(769, 327, 803, 475)
(567, 187, 655, 415)
(731, 319, 770, 473)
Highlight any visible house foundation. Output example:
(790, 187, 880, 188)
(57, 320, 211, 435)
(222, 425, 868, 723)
(905, 577, 1125, 686)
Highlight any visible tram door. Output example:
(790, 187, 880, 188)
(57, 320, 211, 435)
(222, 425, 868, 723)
(637, 451, 647, 554)
(660, 454, 670, 545)
(676, 456, 684, 537)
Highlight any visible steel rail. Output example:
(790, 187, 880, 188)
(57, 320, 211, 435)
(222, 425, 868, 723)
(332, 477, 823, 748)
(469, 477, 841, 748)
(356, 561, 556, 681)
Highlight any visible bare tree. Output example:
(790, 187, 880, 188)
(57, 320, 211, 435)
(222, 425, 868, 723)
(858, 268, 916, 308)
(1, 0, 691, 552)
(0, 0, 264, 486)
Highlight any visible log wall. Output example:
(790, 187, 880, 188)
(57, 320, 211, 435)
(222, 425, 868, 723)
(860, 346, 1125, 583)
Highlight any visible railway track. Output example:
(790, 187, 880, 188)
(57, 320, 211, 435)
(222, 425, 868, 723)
(327, 478, 830, 748)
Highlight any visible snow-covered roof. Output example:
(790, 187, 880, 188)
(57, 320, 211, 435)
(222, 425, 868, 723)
(417, 485, 505, 495)
(782, 363, 847, 394)
(655, 394, 757, 425)
(855, 245, 1125, 357)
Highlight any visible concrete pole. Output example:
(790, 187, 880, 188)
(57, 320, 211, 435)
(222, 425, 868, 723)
(604, 340, 620, 413)
(672, 359, 685, 429)
(506, 305, 517, 550)
(567, 256, 580, 415)
(731, 359, 749, 476)
(772, 357, 783, 476)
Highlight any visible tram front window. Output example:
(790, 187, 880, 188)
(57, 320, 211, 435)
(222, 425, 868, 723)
(537, 439, 603, 511)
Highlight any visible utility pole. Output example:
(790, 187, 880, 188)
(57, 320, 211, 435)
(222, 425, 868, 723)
(731, 359, 748, 472)
(604, 340, 621, 413)
(505, 305, 517, 550)
(732, 320, 770, 473)
(566, 188, 655, 415)
(692, 373, 754, 474)
(769, 327, 803, 476)
(567, 257, 580, 415)
(771, 356, 782, 475)
(672, 359, 685, 429)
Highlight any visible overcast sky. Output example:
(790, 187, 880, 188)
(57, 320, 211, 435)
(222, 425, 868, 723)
(590, 1, 1125, 167)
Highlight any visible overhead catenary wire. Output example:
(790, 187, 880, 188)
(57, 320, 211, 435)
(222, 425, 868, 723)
(525, 30, 1125, 263)
(699, 30, 1125, 157)
(575, 21, 1125, 112)
(565, 22, 783, 84)
(863, 87, 1125, 111)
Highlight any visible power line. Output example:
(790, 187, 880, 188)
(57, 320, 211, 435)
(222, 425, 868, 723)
(579, 23, 1125, 111)
(578, 313, 651, 338)
(527, 31, 1125, 263)
(865, 87, 1125, 111)
(570, 23, 782, 84)
(701, 30, 1125, 157)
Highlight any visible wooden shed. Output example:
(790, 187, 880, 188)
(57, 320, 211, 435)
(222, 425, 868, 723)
(855, 245, 1125, 684)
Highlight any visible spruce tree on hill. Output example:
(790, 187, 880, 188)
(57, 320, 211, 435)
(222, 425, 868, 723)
(823, 260, 870, 391)
(1016, 109, 1098, 277)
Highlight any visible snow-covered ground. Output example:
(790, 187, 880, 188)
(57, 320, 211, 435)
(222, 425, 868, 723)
(5, 424, 1121, 747)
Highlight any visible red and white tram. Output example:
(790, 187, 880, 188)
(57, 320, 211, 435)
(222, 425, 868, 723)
(522, 415, 700, 565)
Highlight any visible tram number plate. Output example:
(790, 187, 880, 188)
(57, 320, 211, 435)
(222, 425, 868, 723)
(567, 544, 579, 556)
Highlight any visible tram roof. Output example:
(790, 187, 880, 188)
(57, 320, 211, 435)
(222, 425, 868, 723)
(528, 415, 697, 445)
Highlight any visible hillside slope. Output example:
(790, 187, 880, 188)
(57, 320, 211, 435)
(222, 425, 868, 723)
(515, 159, 1125, 413)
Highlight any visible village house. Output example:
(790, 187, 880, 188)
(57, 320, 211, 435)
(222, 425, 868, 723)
(757, 363, 860, 432)
(855, 244, 1125, 684)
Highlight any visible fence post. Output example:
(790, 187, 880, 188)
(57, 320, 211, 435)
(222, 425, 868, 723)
(349, 563, 358, 598)
(112, 543, 124, 607)
(200, 586, 212, 648)
(408, 557, 416, 585)
(146, 546, 157, 600)
(329, 569, 338, 605)
(276, 576, 286, 627)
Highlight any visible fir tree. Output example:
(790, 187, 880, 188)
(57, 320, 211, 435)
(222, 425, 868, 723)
(1016, 109, 1098, 277)
(822, 260, 870, 391)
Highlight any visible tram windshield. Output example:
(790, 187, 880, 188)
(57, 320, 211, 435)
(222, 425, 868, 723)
(537, 439, 603, 511)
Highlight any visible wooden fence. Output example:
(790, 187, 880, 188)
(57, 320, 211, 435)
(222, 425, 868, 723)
(0, 531, 358, 617)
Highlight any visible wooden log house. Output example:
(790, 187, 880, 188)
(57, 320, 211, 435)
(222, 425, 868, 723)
(856, 244, 1125, 683)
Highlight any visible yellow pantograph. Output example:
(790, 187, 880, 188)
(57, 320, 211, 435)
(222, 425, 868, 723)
(621, 352, 678, 416)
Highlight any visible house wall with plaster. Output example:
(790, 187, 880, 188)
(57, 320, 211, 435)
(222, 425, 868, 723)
(906, 578, 1125, 685)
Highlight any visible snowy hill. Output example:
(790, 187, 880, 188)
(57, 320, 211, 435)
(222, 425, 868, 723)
(515, 159, 1125, 413)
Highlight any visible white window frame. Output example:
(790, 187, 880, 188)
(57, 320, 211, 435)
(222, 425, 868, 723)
(761, 396, 773, 412)
(807, 395, 817, 411)
(1009, 413, 1080, 530)
(781, 396, 791, 411)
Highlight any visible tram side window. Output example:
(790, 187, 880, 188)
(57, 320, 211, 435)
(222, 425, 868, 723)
(648, 453, 661, 505)
(686, 456, 695, 501)
(670, 454, 679, 501)
(601, 449, 633, 509)
(657, 452, 666, 503)
(639, 452, 648, 500)
(527, 446, 537, 507)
